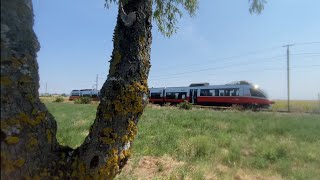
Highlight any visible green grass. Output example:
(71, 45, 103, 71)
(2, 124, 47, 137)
(44, 101, 320, 179)
(45, 102, 97, 147)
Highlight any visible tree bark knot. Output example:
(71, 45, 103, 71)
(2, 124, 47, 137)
(120, 2, 136, 27)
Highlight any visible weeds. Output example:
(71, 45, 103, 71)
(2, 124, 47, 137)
(53, 96, 64, 103)
(74, 97, 92, 104)
(178, 101, 193, 110)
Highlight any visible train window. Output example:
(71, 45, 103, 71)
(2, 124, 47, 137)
(166, 92, 178, 99)
(209, 90, 216, 96)
(166, 92, 187, 99)
(215, 89, 219, 96)
(250, 88, 266, 98)
(219, 89, 224, 96)
(230, 89, 239, 96)
(200, 89, 210, 96)
(200, 89, 218, 96)
(225, 89, 230, 96)
(151, 93, 162, 99)
(178, 92, 187, 99)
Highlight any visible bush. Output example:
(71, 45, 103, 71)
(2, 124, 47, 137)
(163, 102, 171, 107)
(74, 97, 92, 104)
(178, 101, 192, 110)
(53, 96, 64, 103)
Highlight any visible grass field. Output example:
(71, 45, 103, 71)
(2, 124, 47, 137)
(270, 100, 320, 113)
(43, 99, 320, 179)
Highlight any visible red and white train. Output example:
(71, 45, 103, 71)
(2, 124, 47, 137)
(149, 81, 274, 108)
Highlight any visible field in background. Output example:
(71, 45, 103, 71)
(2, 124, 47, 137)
(270, 100, 320, 113)
(41, 96, 320, 113)
(43, 99, 320, 180)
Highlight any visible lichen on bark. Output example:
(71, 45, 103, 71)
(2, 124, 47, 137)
(1, 0, 152, 179)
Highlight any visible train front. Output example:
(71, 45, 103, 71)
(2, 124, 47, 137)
(248, 85, 274, 108)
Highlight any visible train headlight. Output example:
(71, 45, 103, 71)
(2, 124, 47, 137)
(254, 85, 259, 89)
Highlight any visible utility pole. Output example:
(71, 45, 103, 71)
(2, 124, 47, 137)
(95, 74, 98, 90)
(283, 44, 294, 112)
(45, 82, 48, 95)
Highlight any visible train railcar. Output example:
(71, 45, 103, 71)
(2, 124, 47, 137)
(164, 87, 190, 104)
(149, 81, 274, 108)
(69, 89, 100, 101)
(149, 88, 164, 104)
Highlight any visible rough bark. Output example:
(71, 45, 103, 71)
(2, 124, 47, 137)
(1, 0, 152, 179)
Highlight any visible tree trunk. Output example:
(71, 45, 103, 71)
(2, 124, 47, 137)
(1, 0, 152, 179)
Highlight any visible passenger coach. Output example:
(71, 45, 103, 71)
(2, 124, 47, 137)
(69, 89, 100, 101)
(149, 81, 274, 108)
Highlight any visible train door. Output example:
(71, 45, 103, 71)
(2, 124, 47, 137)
(193, 89, 198, 104)
(189, 89, 198, 104)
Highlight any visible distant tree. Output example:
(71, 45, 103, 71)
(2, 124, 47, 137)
(1, 0, 265, 179)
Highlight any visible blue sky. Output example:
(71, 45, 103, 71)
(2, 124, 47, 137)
(33, 0, 320, 100)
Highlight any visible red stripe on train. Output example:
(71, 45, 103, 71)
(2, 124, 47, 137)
(197, 96, 272, 105)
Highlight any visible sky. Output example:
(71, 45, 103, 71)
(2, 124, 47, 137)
(33, 0, 320, 100)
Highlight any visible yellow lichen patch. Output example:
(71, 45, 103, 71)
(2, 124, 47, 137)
(99, 128, 118, 145)
(25, 94, 35, 103)
(100, 137, 116, 144)
(71, 158, 88, 179)
(26, 136, 38, 150)
(127, 119, 138, 142)
(1, 153, 25, 175)
(14, 159, 25, 168)
(11, 57, 22, 68)
(58, 170, 64, 177)
(19, 112, 45, 126)
(130, 82, 148, 93)
(121, 135, 129, 142)
(141, 79, 148, 87)
(1, 155, 15, 175)
(19, 75, 32, 83)
(0, 76, 12, 86)
(109, 50, 122, 75)
(122, 149, 131, 159)
(103, 112, 112, 120)
(114, 51, 122, 65)
(98, 148, 119, 179)
(33, 112, 46, 125)
(46, 129, 52, 144)
(119, 149, 131, 160)
(33, 175, 41, 180)
(113, 100, 124, 113)
(5, 136, 19, 145)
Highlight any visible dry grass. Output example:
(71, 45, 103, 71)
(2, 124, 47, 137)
(271, 100, 320, 113)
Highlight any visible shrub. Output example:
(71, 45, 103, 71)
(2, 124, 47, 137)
(163, 102, 171, 107)
(74, 97, 92, 104)
(178, 101, 192, 110)
(53, 96, 64, 103)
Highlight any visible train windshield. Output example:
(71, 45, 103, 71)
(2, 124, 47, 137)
(71, 92, 80, 96)
(250, 88, 267, 98)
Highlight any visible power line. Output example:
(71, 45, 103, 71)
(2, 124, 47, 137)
(154, 46, 282, 70)
(153, 42, 320, 71)
(150, 55, 286, 78)
(149, 53, 319, 79)
(294, 41, 320, 46)
(148, 65, 320, 81)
